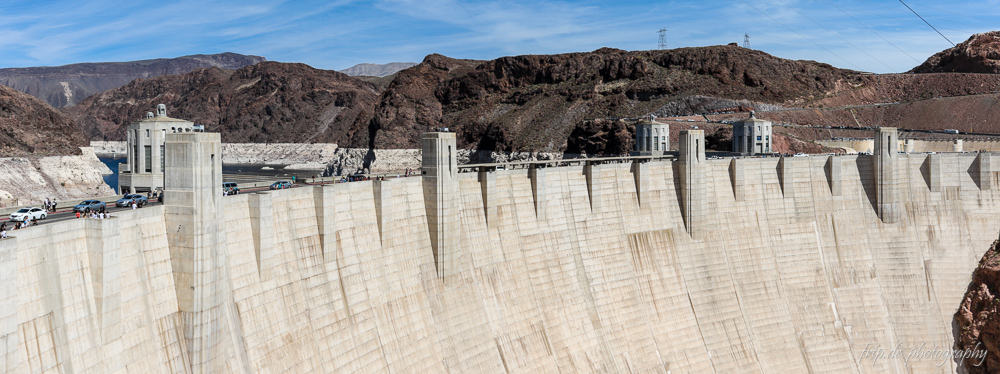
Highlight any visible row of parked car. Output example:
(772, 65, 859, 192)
(9, 182, 296, 222)
(6, 194, 153, 222)
(224, 181, 292, 194)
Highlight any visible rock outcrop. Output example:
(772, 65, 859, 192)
(911, 31, 1000, 74)
(956, 239, 1000, 373)
(0, 147, 114, 207)
(0, 53, 264, 107)
(0, 83, 88, 156)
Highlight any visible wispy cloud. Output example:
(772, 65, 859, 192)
(0, 0, 998, 73)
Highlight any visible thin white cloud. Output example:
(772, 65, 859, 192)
(0, 0, 998, 73)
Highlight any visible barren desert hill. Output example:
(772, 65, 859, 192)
(0, 83, 88, 156)
(0, 52, 265, 108)
(61, 33, 1000, 156)
(911, 31, 1000, 74)
(339, 62, 417, 77)
(64, 61, 381, 146)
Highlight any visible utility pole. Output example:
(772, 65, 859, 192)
(658, 28, 668, 50)
(744, 33, 750, 48)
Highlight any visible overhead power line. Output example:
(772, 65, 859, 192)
(898, 0, 955, 46)
(773, 0, 896, 73)
(821, 0, 921, 64)
(740, 0, 863, 71)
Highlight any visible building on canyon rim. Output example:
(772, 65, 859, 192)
(119, 104, 204, 194)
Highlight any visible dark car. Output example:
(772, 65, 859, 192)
(73, 200, 107, 213)
(115, 194, 149, 207)
(269, 181, 292, 190)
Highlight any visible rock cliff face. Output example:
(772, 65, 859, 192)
(956, 240, 1000, 374)
(0, 147, 114, 208)
(63, 36, 1000, 157)
(911, 31, 1000, 74)
(339, 62, 417, 77)
(0, 83, 88, 156)
(0, 53, 265, 107)
(65, 62, 380, 145)
(371, 46, 860, 152)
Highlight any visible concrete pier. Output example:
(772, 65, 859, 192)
(421, 132, 459, 279)
(678, 129, 705, 239)
(874, 127, 900, 223)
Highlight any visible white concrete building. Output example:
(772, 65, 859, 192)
(119, 104, 200, 193)
(732, 112, 772, 155)
(633, 120, 669, 156)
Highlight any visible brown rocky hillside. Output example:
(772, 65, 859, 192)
(64, 36, 1000, 155)
(65, 61, 380, 145)
(376, 45, 864, 152)
(911, 31, 1000, 74)
(0, 53, 264, 108)
(955, 239, 1000, 374)
(0, 84, 87, 156)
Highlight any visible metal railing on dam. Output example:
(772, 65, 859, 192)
(1, 128, 998, 373)
(456, 154, 678, 172)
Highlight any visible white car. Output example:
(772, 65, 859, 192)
(10, 207, 47, 222)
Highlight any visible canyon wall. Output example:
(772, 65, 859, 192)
(0, 147, 114, 207)
(1, 149, 997, 372)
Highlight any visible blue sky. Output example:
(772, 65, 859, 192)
(1, 0, 998, 73)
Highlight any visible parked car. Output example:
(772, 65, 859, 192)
(269, 181, 292, 190)
(73, 200, 107, 213)
(10, 207, 47, 221)
(223, 182, 240, 195)
(115, 194, 149, 207)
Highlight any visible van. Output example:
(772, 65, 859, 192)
(223, 182, 239, 195)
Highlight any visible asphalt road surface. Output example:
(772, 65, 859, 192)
(0, 179, 385, 229)
(1, 200, 165, 227)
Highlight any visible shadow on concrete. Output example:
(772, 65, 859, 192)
(671, 161, 686, 229)
(968, 158, 983, 190)
(776, 158, 788, 198)
(855, 156, 879, 215)
(920, 156, 932, 190)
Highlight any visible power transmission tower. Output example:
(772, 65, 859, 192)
(658, 28, 668, 50)
(744, 33, 750, 48)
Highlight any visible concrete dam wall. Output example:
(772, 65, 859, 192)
(1, 130, 998, 373)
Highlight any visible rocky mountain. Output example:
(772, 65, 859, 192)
(370, 46, 863, 152)
(64, 61, 380, 145)
(955, 240, 1000, 374)
(910, 31, 1000, 74)
(0, 53, 265, 108)
(0, 83, 88, 156)
(63, 36, 1000, 156)
(339, 62, 417, 77)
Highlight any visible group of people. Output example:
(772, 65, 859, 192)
(43, 197, 57, 212)
(86, 211, 111, 219)
(77, 206, 112, 218)
(1, 219, 37, 238)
